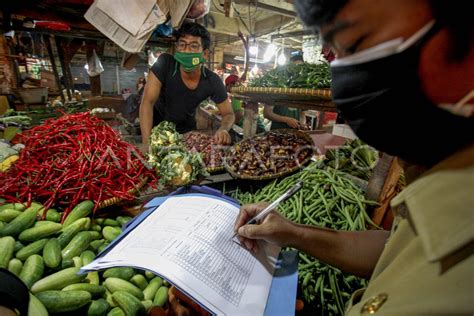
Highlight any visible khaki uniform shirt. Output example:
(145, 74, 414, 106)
(346, 146, 474, 315)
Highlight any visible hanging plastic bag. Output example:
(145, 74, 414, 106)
(86, 49, 104, 77)
(187, 0, 210, 19)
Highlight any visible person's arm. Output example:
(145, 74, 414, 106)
(139, 71, 162, 147)
(235, 203, 389, 279)
(214, 98, 235, 144)
(263, 105, 300, 128)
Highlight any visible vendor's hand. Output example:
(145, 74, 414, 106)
(234, 202, 298, 252)
(214, 129, 231, 145)
(285, 117, 300, 129)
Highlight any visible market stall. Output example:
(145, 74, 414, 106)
(0, 1, 408, 316)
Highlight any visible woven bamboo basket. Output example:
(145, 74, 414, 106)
(231, 87, 333, 99)
(224, 129, 315, 180)
(97, 176, 149, 209)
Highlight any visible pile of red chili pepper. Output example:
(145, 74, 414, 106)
(0, 112, 157, 217)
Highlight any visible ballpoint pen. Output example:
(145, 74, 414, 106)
(231, 180, 304, 241)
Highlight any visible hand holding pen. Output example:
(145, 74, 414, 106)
(232, 181, 303, 251)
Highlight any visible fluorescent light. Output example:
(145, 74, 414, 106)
(278, 53, 287, 65)
(249, 45, 259, 56)
(263, 43, 276, 62)
(233, 56, 266, 64)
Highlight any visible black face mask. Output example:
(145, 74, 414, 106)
(330, 25, 474, 166)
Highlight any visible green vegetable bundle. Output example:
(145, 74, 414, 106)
(249, 62, 331, 89)
(323, 139, 378, 181)
(147, 121, 209, 187)
(233, 163, 378, 315)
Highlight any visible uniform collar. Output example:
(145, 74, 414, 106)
(390, 144, 474, 262)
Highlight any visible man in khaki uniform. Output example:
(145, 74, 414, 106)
(234, 0, 474, 314)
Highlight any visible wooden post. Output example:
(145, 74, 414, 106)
(43, 35, 65, 102)
(242, 101, 258, 139)
(54, 36, 72, 101)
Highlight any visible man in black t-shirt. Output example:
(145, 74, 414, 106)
(139, 23, 234, 147)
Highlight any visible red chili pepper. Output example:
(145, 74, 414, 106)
(1, 112, 157, 216)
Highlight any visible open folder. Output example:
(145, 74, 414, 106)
(81, 193, 298, 315)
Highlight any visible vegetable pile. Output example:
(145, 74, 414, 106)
(249, 62, 331, 89)
(233, 163, 378, 315)
(183, 131, 225, 170)
(0, 112, 156, 218)
(0, 200, 171, 315)
(226, 130, 313, 178)
(147, 121, 209, 187)
(322, 139, 378, 181)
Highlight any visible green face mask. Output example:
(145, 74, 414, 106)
(174, 52, 206, 72)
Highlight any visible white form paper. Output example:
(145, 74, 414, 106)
(82, 195, 281, 316)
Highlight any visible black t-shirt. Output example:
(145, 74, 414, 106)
(151, 53, 227, 133)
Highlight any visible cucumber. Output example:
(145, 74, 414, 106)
(0, 203, 26, 212)
(34, 220, 56, 227)
(61, 231, 93, 261)
(116, 216, 132, 227)
(8, 258, 23, 276)
(112, 291, 146, 316)
(16, 238, 48, 261)
(103, 219, 119, 227)
(63, 283, 106, 298)
(0, 236, 15, 268)
(61, 259, 74, 269)
(102, 226, 122, 242)
(152, 286, 169, 307)
(14, 240, 24, 252)
(87, 271, 100, 285)
(91, 224, 102, 232)
(143, 277, 163, 301)
(88, 298, 110, 316)
(43, 238, 62, 268)
(105, 290, 117, 308)
(94, 218, 105, 225)
(63, 200, 94, 227)
(144, 270, 155, 279)
(19, 254, 44, 289)
(141, 299, 152, 311)
(0, 208, 22, 222)
(45, 209, 61, 222)
(97, 242, 109, 253)
(130, 274, 148, 290)
(19, 222, 62, 242)
(104, 277, 144, 300)
(81, 250, 96, 265)
(88, 230, 102, 240)
(89, 239, 105, 252)
(28, 293, 49, 316)
(0, 203, 42, 237)
(57, 217, 91, 248)
(107, 307, 125, 316)
(36, 290, 91, 313)
(31, 267, 86, 293)
(73, 256, 82, 267)
(102, 267, 135, 280)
